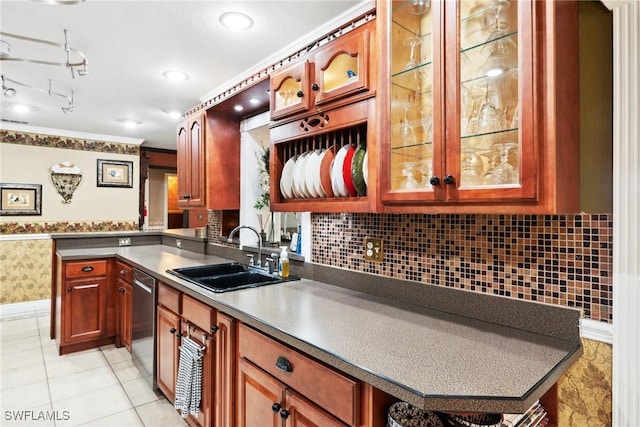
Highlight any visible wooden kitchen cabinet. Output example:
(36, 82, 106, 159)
(177, 113, 206, 208)
(156, 282, 236, 427)
(378, 0, 580, 213)
(156, 303, 181, 403)
(237, 324, 357, 426)
(55, 257, 115, 355)
(269, 19, 378, 213)
(115, 261, 133, 351)
(270, 21, 373, 121)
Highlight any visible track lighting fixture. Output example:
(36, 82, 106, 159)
(1, 76, 75, 114)
(1, 75, 17, 97)
(0, 29, 89, 79)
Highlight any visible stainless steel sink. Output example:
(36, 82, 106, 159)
(166, 262, 298, 293)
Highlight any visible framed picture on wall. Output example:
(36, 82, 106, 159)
(0, 183, 42, 216)
(97, 159, 133, 188)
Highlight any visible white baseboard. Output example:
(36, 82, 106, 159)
(580, 318, 613, 344)
(0, 299, 50, 318)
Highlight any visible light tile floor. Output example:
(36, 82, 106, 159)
(0, 309, 187, 427)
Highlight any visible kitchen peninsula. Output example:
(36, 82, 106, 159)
(52, 231, 581, 426)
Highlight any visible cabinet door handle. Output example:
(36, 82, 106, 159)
(296, 90, 304, 98)
(118, 287, 125, 293)
(67, 287, 72, 292)
(182, 194, 191, 199)
(271, 403, 281, 413)
(311, 83, 319, 91)
(169, 328, 177, 334)
(81, 266, 94, 272)
(211, 325, 219, 333)
(443, 174, 455, 185)
(429, 176, 441, 186)
(176, 332, 183, 338)
(120, 269, 127, 275)
(275, 356, 293, 373)
(279, 409, 290, 420)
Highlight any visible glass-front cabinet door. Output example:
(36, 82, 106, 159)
(451, 0, 535, 201)
(381, 0, 442, 203)
(381, 0, 537, 206)
(270, 61, 312, 120)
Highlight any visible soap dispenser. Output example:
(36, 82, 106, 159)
(278, 246, 290, 278)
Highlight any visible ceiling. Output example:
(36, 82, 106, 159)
(0, 0, 367, 150)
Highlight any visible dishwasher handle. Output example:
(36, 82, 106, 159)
(133, 279, 153, 294)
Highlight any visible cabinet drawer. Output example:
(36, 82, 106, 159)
(183, 294, 213, 332)
(238, 323, 358, 426)
(65, 260, 109, 279)
(158, 282, 182, 314)
(115, 261, 133, 283)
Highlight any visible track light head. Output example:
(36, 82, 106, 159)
(1, 75, 17, 97)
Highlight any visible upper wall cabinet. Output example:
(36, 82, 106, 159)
(269, 19, 378, 213)
(378, 0, 581, 213)
(177, 111, 241, 211)
(270, 22, 373, 121)
(177, 113, 206, 208)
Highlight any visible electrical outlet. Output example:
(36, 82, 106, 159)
(364, 237, 383, 262)
(176, 239, 182, 249)
(118, 237, 131, 247)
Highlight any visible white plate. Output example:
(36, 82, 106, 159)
(315, 149, 328, 197)
(294, 152, 310, 198)
(305, 150, 321, 198)
(290, 154, 304, 198)
(362, 151, 368, 187)
(331, 145, 349, 197)
(280, 156, 296, 199)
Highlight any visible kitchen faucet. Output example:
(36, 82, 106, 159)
(227, 225, 264, 268)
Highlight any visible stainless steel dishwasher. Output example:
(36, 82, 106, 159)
(131, 268, 157, 389)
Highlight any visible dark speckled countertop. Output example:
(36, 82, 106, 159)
(56, 244, 581, 414)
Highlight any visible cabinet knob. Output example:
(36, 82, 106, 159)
(211, 325, 219, 333)
(118, 287, 125, 293)
(81, 266, 94, 272)
(271, 403, 281, 413)
(275, 356, 293, 373)
(120, 269, 127, 275)
(170, 328, 177, 334)
(296, 90, 304, 98)
(176, 332, 183, 338)
(280, 409, 290, 420)
(182, 194, 191, 199)
(67, 287, 72, 292)
(443, 174, 455, 185)
(311, 83, 319, 91)
(429, 176, 440, 186)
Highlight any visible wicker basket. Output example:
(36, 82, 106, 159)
(387, 402, 445, 427)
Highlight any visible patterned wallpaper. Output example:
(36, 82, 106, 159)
(0, 239, 52, 304)
(0, 221, 138, 235)
(312, 213, 613, 322)
(559, 338, 612, 426)
(0, 129, 140, 155)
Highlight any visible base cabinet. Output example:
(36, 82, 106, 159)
(55, 257, 115, 355)
(156, 282, 235, 427)
(115, 261, 133, 351)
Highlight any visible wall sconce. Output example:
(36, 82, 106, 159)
(50, 161, 82, 204)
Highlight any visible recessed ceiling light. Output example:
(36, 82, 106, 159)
(13, 104, 29, 113)
(162, 70, 189, 81)
(219, 12, 254, 31)
(234, 105, 244, 112)
(249, 98, 260, 105)
(30, 0, 86, 5)
(167, 110, 182, 119)
(123, 120, 139, 128)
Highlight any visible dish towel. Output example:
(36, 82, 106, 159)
(174, 335, 204, 418)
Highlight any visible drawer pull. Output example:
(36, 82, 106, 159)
(271, 403, 281, 413)
(81, 266, 94, 272)
(170, 328, 177, 334)
(279, 409, 290, 420)
(120, 269, 127, 275)
(275, 356, 293, 373)
(211, 325, 219, 333)
(118, 287, 125, 293)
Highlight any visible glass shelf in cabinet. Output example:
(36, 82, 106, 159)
(461, 128, 519, 149)
(390, 140, 433, 151)
(460, 30, 517, 55)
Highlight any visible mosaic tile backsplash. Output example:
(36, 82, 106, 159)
(312, 213, 612, 322)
